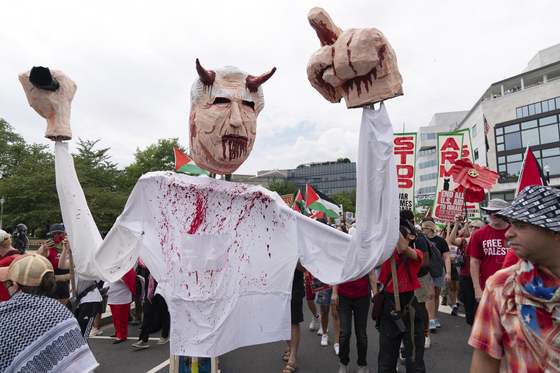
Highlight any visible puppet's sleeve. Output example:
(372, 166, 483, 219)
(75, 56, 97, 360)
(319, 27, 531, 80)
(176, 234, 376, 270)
(295, 103, 399, 285)
(55, 142, 143, 282)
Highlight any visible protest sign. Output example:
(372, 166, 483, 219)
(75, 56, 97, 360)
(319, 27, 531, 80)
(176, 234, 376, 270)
(394, 133, 417, 211)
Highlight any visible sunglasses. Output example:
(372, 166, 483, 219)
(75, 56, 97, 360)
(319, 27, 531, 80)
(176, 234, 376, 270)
(469, 225, 480, 230)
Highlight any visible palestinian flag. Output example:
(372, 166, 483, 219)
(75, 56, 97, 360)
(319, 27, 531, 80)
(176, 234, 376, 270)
(293, 190, 308, 214)
(515, 146, 548, 197)
(305, 184, 340, 218)
(174, 147, 209, 176)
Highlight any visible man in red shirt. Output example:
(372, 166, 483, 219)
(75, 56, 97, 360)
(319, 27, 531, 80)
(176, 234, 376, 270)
(377, 220, 425, 373)
(466, 199, 509, 303)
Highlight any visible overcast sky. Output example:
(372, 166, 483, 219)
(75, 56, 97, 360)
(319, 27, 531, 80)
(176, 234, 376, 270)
(1, 0, 560, 175)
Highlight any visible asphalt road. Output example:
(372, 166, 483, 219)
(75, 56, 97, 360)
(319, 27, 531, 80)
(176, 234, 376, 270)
(89, 300, 474, 373)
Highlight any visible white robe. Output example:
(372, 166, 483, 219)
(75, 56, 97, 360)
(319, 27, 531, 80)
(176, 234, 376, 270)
(54, 103, 399, 357)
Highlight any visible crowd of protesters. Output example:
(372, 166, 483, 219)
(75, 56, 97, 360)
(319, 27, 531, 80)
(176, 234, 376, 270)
(1, 186, 559, 373)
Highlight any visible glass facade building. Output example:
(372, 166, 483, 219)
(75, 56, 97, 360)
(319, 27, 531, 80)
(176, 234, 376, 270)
(287, 162, 356, 196)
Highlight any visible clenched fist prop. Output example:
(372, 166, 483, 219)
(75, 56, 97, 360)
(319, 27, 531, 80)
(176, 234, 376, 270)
(306, 7, 403, 108)
(19, 67, 77, 140)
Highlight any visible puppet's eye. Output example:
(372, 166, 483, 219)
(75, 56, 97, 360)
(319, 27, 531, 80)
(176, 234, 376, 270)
(213, 97, 230, 104)
(242, 100, 255, 110)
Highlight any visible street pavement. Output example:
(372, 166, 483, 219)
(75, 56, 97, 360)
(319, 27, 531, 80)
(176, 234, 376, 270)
(89, 300, 474, 373)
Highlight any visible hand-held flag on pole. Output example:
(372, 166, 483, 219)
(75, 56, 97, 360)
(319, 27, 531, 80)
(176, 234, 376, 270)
(515, 146, 548, 197)
(305, 184, 340, 218)
(293, 190, 308, 214)
(174, 147, 209, 176)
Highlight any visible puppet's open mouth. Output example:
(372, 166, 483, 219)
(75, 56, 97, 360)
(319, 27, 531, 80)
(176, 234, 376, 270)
(222, 135, 248, 160)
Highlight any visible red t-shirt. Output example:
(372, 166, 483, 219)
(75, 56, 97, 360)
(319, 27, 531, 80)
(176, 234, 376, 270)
(0, 249, 20, 302)
(465, 224, 509, 290)
(502, 248, 521, 269)
(337, 276, 370, 299)
(378, 248, 423, 293)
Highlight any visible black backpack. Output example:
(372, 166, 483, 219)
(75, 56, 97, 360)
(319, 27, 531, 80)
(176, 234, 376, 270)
(416, 230, 444, 278)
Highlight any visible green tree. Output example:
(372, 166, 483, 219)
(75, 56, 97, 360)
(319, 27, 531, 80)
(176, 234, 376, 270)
(338, 188, 356, 207)
(332, 194, 355, 215)
(120, 138, 187, 192)
(268, 180, 297, 197)
(0, 119, 60, 233)
(336, 158, 351, 163)
(73, 139, 129, 231)
(0, 118, 28, 178)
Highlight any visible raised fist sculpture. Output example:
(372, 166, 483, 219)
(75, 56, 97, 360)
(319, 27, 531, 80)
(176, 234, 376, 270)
(189, 59, 276, 175)
(306, 7, 403, 108)
(19, 67, 77, 140)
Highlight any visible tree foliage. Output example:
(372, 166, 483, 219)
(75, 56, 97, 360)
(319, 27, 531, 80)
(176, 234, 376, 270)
(120, 138, 187, 192)
(332, 194, 355, 215)
(336, 158, 351, 163)
(72, 138, 129, 231)
(268, 180, 297, 197)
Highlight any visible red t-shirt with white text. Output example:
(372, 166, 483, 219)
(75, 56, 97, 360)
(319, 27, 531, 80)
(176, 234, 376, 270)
(465, 224, 509, 290)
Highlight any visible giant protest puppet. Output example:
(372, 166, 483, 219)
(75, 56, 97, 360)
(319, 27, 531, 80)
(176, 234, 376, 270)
(18, 7, 401, 358)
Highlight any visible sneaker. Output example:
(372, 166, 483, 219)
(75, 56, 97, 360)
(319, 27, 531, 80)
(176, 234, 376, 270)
(132, 340, 150, 349)
(441, 296, 447, 306)
(424, 335, 431, 349)
(456, 299, 463, 306)
(157, 336, 170, 345)
(317, 327, 328, 335)
(428, 319, 436, 332)
(357, 366, 369, 373)
(321, 333, 328, 346)
(89, 327, 103, 336)
(399, 343, 405, 364)
(334, 343, 339, 355)
(435, 319, 441, 328)
(451, 306, 459, 316)
(338, 363, 348, 373)
(309, 314, 320, 331)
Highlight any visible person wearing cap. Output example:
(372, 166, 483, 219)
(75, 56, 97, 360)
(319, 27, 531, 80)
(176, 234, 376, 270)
(0, 229, 21, 302)
(469, 185, 560, 372)
(37, 223, 71, 306)
(0, 254, 98, 372)
(466, 199, 510, 306)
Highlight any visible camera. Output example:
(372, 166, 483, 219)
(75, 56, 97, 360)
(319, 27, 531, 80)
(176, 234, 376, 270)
(46, 233, 54, 240)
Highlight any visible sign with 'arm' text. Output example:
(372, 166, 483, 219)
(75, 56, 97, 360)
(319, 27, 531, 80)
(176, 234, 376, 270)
(393, 133, 417, 211)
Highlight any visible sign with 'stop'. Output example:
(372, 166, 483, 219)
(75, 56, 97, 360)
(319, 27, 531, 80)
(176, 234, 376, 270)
(393, 133, 417, 211)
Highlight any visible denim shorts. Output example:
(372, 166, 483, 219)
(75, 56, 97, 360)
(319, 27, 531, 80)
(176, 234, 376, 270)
(430, 269, 446, 288)
(315, 288, 333, 305)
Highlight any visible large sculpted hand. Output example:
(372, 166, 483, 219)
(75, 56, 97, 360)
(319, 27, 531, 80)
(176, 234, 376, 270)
(306, 7, 403, 108)
(19, 67, 77, 140)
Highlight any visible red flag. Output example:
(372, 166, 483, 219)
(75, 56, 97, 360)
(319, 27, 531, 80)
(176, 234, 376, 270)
(122, 268, 137, 297)
(425, 207, 431, 217)
(516, 146, 548, 196)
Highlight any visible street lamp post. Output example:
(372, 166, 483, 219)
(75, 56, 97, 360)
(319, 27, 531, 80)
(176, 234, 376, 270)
(544, 164, 551, 183)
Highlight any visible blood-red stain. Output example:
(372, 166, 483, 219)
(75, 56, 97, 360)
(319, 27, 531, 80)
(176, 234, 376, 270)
(311, 19, 339, 47)
(222, 136, 248, 160)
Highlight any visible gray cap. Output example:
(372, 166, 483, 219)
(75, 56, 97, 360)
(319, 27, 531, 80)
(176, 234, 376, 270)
(48, 223, 65, 234)
(496, 185, 560, 233)
(481, 199, 509, 212)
